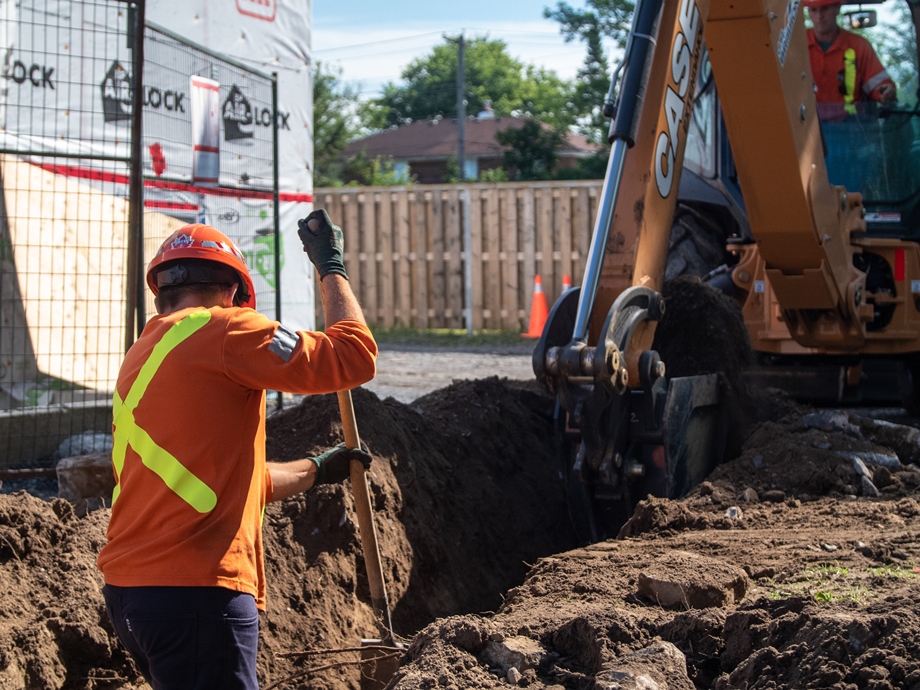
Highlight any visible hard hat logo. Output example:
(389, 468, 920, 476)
(169, 234, 195, 251)
(146, 223, 257, 309)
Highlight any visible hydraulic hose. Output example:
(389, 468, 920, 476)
(570, 0, 664, 342)
(609, 0, 664, 146)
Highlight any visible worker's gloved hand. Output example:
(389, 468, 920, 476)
(297, 209, 347, 280)
(311, 442, 371, 485)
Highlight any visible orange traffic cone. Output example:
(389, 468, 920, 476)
(562, 274, 572, 292)
(522, 275, 549, 338)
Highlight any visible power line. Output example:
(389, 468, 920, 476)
(314, 27, 580, 55)
(314, 31, 444, 54)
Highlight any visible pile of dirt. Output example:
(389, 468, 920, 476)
(653, 275, 761, 457)
(391, 405, 920, 689)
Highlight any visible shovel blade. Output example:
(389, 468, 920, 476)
(360, 638, 402, 690)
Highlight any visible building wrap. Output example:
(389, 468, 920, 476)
(148, 0, 314, 329)
(0, 0, 315, 329)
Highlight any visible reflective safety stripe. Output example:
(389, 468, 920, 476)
(864, 69, 891, 95)
(844, 48, 857, 115)
(268, 323, 299, 363)
(112, 311, 217, 513)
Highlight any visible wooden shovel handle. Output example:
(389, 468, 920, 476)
(338, 389, 395, 644)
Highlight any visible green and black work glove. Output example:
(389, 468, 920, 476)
(297, 209, 348, 280)
(311, 442, 372, 485)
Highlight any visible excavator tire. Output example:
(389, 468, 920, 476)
(665, 202, 739, 281)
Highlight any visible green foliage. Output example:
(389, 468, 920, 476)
(312, 61, 363, 187)
(443, 156, 461, 184)
(544, 0, 634, 47)
(868, 564, 920, 578)
(339, 150, 414, 187)
(370, 36, 573, 130)
(516, 65, 578, 130)
(544, 0, 634, 143)
(810, 563, 850, 578)
(868, 5, 919, 105)
(497, 120, 565, 181)
(479, 167, 510, 182)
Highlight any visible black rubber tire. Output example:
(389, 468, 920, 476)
(665, 202, 738, 280)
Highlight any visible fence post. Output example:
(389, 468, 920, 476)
(463, 187, 472, 334)
(126, 0, 146, 350)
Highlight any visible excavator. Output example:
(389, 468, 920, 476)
(533, 0, 920, 540)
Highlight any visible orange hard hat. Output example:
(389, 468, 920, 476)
(803, 0, 841, 8)
(146, 224, 256, 309)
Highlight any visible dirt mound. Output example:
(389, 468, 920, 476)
(391, 407, 920, 689)
(653, 276, 760, 457)
(0, 493, 137, 689)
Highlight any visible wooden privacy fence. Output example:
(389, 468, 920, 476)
(314, 180, 603, 331)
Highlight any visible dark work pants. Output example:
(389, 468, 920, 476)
(103, 584, 259, 690)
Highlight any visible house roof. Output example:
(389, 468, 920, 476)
(343, 116, 600, 161)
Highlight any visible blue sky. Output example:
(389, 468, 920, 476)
(311, 0, 601, 100)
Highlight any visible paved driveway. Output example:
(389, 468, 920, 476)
(363, 343, 537, 404)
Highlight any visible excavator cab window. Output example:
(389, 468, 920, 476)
(684, 50, 717, 180)
(816, 2, 920, 235)
(822, 103, 920, 232)
(819, 100, 920, 236)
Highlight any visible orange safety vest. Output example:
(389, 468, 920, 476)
(807, 28, 894, 106)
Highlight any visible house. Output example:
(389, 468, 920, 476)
(342, 112, 601, 184)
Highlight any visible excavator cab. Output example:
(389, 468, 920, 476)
(824, 95, 920, 340)
(680, 0, 920, 404)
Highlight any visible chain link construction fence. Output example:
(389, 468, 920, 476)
(0, 1, 280, 469)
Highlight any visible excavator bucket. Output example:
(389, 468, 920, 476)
(535, 286, 729, 538)
(652, 374, 725, 500)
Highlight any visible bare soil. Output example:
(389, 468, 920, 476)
(1, 280, 919, 690)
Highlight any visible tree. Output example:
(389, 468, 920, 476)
(544, 0, 634, 143)
(312, 61, 364, 186)
(497, 119, 566, 181)
(869, 5, 919, 105)
(517, 65, 578, 130)
(367, 36, 575, 130)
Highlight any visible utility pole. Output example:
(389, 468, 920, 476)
(454, 32, 466, 181)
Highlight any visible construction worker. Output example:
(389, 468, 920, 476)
(97, 210, 377, 689)
(806, 0, 896, 109)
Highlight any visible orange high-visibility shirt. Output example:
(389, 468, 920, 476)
(808, 28, 894, 103)
(97, 307, 377, 610)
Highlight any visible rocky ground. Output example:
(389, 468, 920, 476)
(1, 281, 919, 690)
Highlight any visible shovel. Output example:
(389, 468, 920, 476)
(337, 388, 402, 688)
(309, 212, 401, 686)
